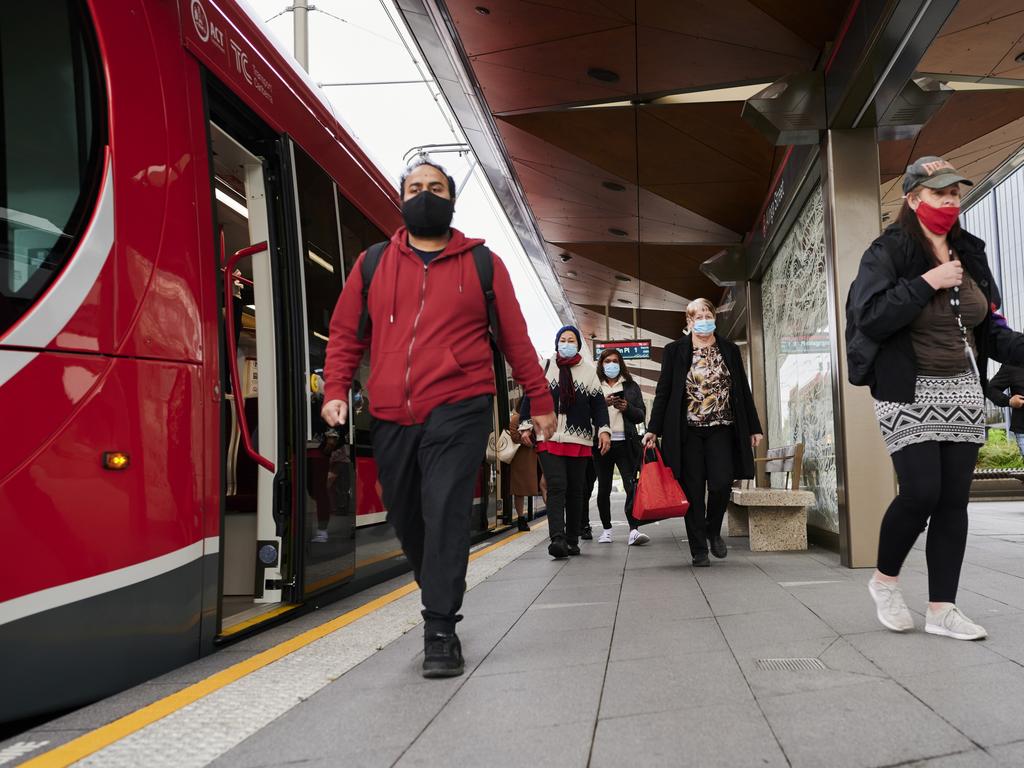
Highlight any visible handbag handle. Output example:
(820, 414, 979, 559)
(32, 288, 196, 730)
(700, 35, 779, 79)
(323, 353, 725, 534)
(642, 444, 664, 464)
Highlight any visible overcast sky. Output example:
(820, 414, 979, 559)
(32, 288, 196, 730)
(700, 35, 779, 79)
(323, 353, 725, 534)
(248, 0, 564, 357)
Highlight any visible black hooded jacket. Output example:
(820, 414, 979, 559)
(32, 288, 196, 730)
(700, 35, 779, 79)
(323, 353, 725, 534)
(846, 223, 1024, 403)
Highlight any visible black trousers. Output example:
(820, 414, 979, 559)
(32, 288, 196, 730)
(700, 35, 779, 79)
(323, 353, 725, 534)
(876, 440, 980, 602)
(371, 395, 492, 635)
(596, 441, 641, 530)
(680, 425, 735, 558)
(538, 452, 589, 545)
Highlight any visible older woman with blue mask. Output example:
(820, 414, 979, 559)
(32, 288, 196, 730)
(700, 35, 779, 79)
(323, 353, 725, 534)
(644, 299, 763, 567)
(520, 326, 611, 558)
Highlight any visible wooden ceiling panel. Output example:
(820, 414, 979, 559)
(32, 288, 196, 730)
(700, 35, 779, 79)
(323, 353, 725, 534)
(928, 0, 1024, 37)
(645, 180, 771, 234)
(448, 0, 630, 57)
(746, 0, 849, 48)
(637, 0, 818, 58)
(918, 11, 1024, 79)
(471, 27, 637, 113)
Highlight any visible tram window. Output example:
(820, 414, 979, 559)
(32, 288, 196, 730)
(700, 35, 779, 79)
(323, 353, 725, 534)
(0, 0, 106, 336)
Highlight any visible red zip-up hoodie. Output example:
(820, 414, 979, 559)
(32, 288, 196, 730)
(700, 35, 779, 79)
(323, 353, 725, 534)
(324, 227, 554, 425)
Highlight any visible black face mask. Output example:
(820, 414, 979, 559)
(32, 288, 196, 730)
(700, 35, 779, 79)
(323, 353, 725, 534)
(402, 191, 454, 237)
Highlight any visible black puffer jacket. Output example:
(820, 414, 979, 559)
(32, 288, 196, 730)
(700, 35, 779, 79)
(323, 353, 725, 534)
(846, 223, 1024, 403)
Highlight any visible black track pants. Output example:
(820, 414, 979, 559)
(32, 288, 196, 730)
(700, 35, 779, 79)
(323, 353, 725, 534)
(876, 440, 980, 602)
(538, 452, 589, 544)
(596, 441, 641, 530)
(371, 395, 492, 635)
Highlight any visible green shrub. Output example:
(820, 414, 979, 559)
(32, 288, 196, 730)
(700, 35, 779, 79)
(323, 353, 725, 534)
(977, 428, 1024, 470)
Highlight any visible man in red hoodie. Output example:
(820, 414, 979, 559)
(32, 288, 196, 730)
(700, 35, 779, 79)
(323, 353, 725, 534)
(322, 157, 556, 678)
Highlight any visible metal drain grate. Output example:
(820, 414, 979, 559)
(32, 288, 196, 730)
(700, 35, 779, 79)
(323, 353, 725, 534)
(756, 657, 827, 672)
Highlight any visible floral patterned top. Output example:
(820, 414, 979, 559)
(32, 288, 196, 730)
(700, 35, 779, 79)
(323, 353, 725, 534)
(686, 343, 734, 426)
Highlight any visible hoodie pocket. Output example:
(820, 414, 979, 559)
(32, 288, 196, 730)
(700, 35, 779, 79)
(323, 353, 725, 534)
(410, 346, 469, 401)
(367, 351, 407, 410)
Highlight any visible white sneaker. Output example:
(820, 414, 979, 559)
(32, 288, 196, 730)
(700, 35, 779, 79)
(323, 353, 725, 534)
(926, 605, 987, 640)
(311, 529, 328, 543)
(598, 529, 613, 543)
(868, 578, 914, 632)
(627, 530, 650, 546)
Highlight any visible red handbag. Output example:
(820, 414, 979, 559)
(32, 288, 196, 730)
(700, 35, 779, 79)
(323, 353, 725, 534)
(634, 445, 689, 521)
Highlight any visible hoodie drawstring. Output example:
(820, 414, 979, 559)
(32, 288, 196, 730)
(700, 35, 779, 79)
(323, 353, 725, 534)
(389, 241, 399, 325)
(458, 251, 465, 294)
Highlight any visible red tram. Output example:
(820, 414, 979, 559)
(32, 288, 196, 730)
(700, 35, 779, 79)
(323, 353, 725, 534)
(0, 0, 511, 722)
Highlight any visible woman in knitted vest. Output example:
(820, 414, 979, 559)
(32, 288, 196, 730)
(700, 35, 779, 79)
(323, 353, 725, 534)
(520, 326, 611, 559)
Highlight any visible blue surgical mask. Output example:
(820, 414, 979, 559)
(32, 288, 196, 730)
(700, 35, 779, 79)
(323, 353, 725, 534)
(603, 362, 621, 379)
(557, 342, 578, 358)
(693, 319, 716, 335)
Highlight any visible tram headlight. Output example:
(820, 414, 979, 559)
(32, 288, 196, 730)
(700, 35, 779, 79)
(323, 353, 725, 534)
(102, 452, 130, 470)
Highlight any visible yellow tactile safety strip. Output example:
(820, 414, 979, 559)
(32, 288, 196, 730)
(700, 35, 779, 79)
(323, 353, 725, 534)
(21, 525, 539, 768)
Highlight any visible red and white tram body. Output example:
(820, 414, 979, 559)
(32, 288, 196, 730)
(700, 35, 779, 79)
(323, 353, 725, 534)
(0, 0, 507, 722)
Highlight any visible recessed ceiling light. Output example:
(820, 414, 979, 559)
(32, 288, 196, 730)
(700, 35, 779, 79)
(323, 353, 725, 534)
(587, 67, 619, 83)
(475, 6, 491, 15)
(618, 298, 632, 304)
(608, 228, 628, 237)
(602, 181, 626, 192)
(559, 252, 572, 262)
(1016, 52, 1024, 64)
(615, 275, 631, 283)
(566, 270, 578, 278)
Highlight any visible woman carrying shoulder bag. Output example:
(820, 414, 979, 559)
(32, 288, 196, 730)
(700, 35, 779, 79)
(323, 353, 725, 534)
(594, 348, 650, 545)
(848, 156, 1024, 641)
(643, 299, 763, 567)
(520, 326, 611, 559)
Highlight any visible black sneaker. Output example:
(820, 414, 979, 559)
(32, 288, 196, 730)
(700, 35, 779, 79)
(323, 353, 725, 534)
(709, 535, 727, 559)
(567, 542, 581, 556)
(548, 535, 569, 559)
(516, 516, 531, 532)
(422, 632, 464, 678)
(580, 525, 593, 540)
(692, 554, 711, 567)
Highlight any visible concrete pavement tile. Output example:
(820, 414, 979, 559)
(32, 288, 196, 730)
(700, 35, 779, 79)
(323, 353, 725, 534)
(600, 650, 752, 719)
(535, 583, 619, 605)
(515, 600, 618, 632)
(899, 662, 1024, 747)
(988, 740, 1024, 767)
(717, 605, 837, 651)
(910, 749, 1001, 767)
(460, 576, 550, 614)
(696, 584, 800, 616)
(610, 617, 728, 661)
(613, 593, 712, 623)
(845, 629, 1007, 681)
(209, 678, 456, 768)
(734, 638, 887, 699)
(146, 650, 263, 685)
(760, 679, 973, 768)
(474, 625, 612, 676)
(974, 612, 1024, 664)
(397, 719, 592, 768)
(782, 580, 893, 635)
(592, 702, 787, 768)
(31, 683, 186, 732)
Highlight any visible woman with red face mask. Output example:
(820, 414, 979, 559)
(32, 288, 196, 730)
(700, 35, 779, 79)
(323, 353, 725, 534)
(847, 156, 1024, 641)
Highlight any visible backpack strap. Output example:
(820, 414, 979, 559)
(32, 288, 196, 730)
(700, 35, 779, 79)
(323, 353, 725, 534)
(471, 244, 499, 350)
(356, 241, 389, 342)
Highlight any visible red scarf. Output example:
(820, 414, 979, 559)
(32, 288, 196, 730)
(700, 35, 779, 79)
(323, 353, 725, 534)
(555, 353, 581, 414)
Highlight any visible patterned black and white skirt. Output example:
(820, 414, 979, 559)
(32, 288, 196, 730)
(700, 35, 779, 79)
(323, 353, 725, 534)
(874, 371, 986, 455)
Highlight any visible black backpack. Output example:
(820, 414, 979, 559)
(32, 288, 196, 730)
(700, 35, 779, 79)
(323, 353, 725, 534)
(356, 241, 500, 350)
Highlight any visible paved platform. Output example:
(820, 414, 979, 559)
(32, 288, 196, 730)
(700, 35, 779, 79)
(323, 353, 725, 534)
(7, 499, 1024, 767)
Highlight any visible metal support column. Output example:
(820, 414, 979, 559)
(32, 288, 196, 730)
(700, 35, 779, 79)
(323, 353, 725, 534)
(821, 128, 896, 568)
(293, 0, 309, 71)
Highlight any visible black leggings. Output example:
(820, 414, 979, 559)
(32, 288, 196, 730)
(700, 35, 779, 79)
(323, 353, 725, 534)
(876, 440, 980, 603)
(596, 441, 641, 530)
(681, 425, 735, 558)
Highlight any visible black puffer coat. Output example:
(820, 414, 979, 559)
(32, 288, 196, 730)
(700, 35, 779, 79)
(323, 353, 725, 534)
(846, 223, 1024, 403)
(648, 333, 761, 482)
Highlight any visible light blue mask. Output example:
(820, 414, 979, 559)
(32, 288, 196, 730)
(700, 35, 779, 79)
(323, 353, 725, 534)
(557, 342, 578, 358)
(603, 362, 621, 379)
(693, 319, 716, 335)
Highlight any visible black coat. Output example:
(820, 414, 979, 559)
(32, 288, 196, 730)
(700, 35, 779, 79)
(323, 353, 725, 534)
(648, 333, 762, 482)
(846, 223, 1024, 402)
(986, 364, 1024, 434)
(601, 378, 646, 465)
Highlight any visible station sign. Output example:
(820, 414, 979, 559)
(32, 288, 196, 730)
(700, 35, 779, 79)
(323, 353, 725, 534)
(593, 339, 652, 361)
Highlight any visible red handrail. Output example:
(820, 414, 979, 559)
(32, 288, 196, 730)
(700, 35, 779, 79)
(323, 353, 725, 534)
(221, 228, 275, 472)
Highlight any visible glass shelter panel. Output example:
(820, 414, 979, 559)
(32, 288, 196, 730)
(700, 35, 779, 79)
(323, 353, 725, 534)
(761, 187, 839, 533)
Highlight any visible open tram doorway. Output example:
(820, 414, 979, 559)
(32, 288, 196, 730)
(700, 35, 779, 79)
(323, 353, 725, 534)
(210, 122, 292, 633)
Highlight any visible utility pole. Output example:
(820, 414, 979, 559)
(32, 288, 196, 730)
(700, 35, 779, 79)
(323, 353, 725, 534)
(293, 0, 309, 71)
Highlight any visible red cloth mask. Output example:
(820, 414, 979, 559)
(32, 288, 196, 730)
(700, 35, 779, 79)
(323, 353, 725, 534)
(915, 200, 960, 235)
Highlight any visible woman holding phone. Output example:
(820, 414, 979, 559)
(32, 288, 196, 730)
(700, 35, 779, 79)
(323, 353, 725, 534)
(595, 348, 650, 545)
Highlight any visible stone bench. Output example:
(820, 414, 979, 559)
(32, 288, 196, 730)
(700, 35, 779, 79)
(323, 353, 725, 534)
(726, 443, 812, 552)
(727, 487, 814, 551)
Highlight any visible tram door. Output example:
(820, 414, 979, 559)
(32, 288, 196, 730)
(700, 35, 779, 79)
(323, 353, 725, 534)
(211, 123, 290, 629)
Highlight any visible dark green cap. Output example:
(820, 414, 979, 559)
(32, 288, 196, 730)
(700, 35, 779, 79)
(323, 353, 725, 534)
(902, 156, 973, 195)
